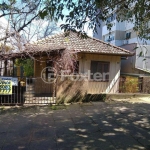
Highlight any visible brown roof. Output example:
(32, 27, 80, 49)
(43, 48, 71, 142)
(25, 31, 133, 56)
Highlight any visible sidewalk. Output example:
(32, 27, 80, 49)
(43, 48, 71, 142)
(0, 102, 150, 150)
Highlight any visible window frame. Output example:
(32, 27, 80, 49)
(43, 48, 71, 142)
(90, 61, 110, 82)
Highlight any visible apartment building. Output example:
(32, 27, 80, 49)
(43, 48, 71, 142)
(93, 13, 150, 76)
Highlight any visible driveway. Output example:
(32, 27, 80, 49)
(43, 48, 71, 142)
(0, 102, 150, 150)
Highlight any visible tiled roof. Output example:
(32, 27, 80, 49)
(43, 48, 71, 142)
(25, 31, 133, 56)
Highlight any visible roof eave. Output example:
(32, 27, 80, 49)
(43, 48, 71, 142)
(78, 51, 134, 56)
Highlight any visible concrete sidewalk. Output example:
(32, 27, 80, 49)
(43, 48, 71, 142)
(0, 102, 150, 150)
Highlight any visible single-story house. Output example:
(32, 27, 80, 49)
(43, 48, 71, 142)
(0, 31, 133, 103)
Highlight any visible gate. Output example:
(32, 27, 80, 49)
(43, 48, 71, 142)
(25, 77, 56, 104)
(0, 76, 56, 105)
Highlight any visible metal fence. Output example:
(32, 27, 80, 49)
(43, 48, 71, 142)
(25, 77, 55, 104)
(0, 77, 26, 105)
(0, 76, 55, 105)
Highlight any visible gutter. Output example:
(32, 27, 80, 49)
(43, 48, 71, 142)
(121, 72, 150, 77)
(78, 51, 134, 56)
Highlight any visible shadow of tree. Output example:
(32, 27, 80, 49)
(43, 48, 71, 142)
(0, 102, 150, 150)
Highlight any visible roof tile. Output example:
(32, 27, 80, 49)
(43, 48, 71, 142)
(25, 31, 133, 56)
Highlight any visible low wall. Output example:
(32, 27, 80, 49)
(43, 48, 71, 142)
(56, 76, 107, 103)
(56, 77, 88, 103)
(142, 77, 150, 93)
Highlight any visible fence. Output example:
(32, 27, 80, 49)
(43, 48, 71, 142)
(25, 77, 55, 104)
(0, 76, 55, 105)
(0, 77, 26, 105)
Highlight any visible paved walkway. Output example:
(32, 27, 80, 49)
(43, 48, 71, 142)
(0, 102, 150, 150)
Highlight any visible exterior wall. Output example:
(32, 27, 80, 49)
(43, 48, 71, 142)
(135, 45, 150, 72)
(34, 56, 53, 94)
(125, 21, 135, 30)
(93, 21, 102, 40)
(56, 53, 121, 103)
(142, 77, 150, 93)
(34, 56, 47, 78)
(120, 44, 150, 75)
(115, 30, 125, 40)
(78, 53, 121, 94)
(94, 16, 150, 46)
(33, 54, 121, 100)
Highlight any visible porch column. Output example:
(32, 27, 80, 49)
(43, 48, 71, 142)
(13, 58, 15, 77)
(4, 59, 7, 76)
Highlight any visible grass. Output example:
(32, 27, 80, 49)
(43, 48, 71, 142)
(50, 105, 66, 110)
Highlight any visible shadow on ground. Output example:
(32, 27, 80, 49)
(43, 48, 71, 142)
(0, 102, 150, 150)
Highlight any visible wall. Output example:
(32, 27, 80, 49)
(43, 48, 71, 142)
(121, 44, 150, 75)
(34, 56, 47, 78)
(33, 53, 121, 101)
(34, 56, 53, 94)
(56, 53, 121, 103)
(78, 53, 121, 93)
(142, 77, 150, 93)
(135, 45, 150, 72)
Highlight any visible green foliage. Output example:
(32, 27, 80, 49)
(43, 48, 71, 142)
(1, 0, 150, 41)
(40, 0, 150, 40)
(120, 76, 139, 93)
(15, 59, 34, 77)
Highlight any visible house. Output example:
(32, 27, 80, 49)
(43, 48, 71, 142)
(23, 31, 133, 102)
(0, 31, 133, 103)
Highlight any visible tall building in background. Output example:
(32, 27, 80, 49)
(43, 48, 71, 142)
(94, 13, 150, 46)
(93, 13, 150, 76)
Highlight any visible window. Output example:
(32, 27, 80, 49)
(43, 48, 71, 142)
(90, 61, 110, 81)
(104, 34, 115, 42)
(126, 32, 131, 39)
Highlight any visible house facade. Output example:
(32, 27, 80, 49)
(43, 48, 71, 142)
(0, 31, 133, 103)
(24, 31, 132, 102)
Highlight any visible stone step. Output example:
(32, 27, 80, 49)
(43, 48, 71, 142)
(24, 98, 56, 104)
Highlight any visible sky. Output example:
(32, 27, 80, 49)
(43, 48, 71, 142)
(0, 0, 93, 40)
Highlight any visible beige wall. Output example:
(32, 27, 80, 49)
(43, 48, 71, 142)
(56, 53, 121, 103)
(77, 53, 121, 94)
(125, 29, 137, 39)
(33, 53, 121, 99)
(115, 30, 125, 40)
(34, 56, 47, 78)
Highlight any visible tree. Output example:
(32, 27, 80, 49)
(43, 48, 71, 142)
(0, 0, 59, 54)
(15, 58, 34, 77)
(0, 0, 59, 76)
(40, 0, 150, 40)
(0, 0, 149, 43)
(0, 0, 59, 43)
